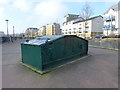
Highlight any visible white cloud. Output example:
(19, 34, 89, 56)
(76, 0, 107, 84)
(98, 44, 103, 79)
(13, 0, 31, 12)
(1, 0, 119, 34)
(0, 7, 4, 17)
(0, 0, 8, 4)
(55, 0, 119, 2)
(35, 0, 67, 17)
(34, 0, 68, 25)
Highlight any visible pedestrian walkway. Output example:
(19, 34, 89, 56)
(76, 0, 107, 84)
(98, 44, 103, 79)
(2, 39, 118, 88)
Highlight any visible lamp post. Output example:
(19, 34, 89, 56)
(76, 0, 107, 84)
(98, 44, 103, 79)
(13, 26, 15, 37)
(13, 26, 15, 40)
(5, 19, 9, 37)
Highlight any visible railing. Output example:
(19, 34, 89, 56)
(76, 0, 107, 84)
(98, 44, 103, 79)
(104, 16, 115, 21)
(103, 25, 115, 30)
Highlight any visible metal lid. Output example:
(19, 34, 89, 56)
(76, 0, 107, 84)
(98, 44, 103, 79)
(23, 35, 65, 45)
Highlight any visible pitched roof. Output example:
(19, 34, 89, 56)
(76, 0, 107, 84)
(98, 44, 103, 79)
(64, 14, 79, 17)
(73, 15, 103, 24)
(23, 35, 88, 45)
(39, 35, 65, 40)
(86, 15, 103, 20)
(104, 2, 119, 14)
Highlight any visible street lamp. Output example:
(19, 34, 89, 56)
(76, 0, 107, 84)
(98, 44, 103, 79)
(13, 26, 15, 38)
(5, 19, 9, 37)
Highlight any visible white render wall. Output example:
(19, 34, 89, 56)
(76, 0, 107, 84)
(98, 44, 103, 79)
(118, 2, 120, 33)
(103, 9, 117, 27)
(62, 21, 74, 34)
(38, 26, 46, 36)
(103, 9, 119, 35)
(103, 2, 120, 35)
(62, 16, 103, 37)
(116, 11, 119, 28)
(53, 24, 61, 35)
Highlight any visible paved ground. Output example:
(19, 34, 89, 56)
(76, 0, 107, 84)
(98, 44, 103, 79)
(2, 39, 118, 88)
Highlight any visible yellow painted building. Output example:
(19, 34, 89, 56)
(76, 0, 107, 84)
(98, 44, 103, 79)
(46, 23, 61, 35)
(46, 24, 53, 35)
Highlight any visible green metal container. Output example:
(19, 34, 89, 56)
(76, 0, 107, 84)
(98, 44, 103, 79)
(21, 35, 88, 73)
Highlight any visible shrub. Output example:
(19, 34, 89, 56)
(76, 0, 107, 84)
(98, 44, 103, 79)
(115, 34, 120, 38)
(108, 34, 116, 38)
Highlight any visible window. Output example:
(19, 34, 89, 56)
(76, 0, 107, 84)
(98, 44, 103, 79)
(70, 15, 77, 18)
(85, 31, 88, 33)
(85, 26, 89, 28)
(85, 22, 88, 25)
(73, 28, 76, 30)
(77, 31, 79, 33)
(79, 31, 82, 33)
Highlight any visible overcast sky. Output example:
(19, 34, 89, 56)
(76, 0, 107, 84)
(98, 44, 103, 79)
(0, 0, 119, 34)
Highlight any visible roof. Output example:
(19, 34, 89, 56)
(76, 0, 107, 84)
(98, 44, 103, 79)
(27, 27, 39, 30)
(23, 35, 87, 45)
(87, 15, 103, 20)
(67, 14, 79, 16)
(73, 15, 103, 24)
(38, 35, 65, 40)
(64, 14, 79, 17)
(23, 35, 65, 45)
(104, 2, 119, 14)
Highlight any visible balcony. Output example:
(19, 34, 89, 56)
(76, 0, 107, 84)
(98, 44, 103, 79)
(103, 25, 115, 30)
(104, 16, 115, 21)
(112, 25, 115, 29)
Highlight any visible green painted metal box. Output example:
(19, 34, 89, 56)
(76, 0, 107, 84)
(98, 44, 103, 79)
(21, 35, 88, 72)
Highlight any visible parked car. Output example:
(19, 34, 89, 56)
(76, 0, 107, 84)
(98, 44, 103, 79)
(93, 34, 105, 39)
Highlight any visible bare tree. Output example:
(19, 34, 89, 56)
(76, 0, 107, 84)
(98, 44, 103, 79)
(80, 2, 93, 38)
(81, 2, 93, 19)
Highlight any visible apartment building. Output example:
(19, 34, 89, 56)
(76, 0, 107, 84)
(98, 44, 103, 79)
(64, 14, 79, 22)
(46, 23, 61, 35)
(38, 26, 46, 36)
(0, 31, 5, 37)
(25, 27, 39, 37)
(103, 1, 120, 36)
(62, 15, 103, 38)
